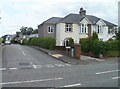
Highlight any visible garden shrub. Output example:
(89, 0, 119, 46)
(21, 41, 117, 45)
(23, 37, 56, 50)
(68, 38, 74, 47)
(0, 38, 2, 44)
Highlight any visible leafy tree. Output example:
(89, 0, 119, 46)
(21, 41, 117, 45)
(68, 38, 74, 47)
(115, 29, 120, 40)
(20, 26, 27, 35)
(32, 29, 38, 34)
(92, 31, 98, 40)
(16, 31, 21, 37)
(26, 27, 33, 35)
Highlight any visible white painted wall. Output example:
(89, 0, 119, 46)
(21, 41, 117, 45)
(56, 23, 88, 46)
(56, 19, 116, 46)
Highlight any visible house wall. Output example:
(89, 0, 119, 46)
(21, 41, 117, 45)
(38, 24, 56, 38)
(38, 24, 44, 37)
(56, 23, 88, 46)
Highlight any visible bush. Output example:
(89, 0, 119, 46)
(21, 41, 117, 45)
(107, 40, 120, 51)
(79, 37, 96, 52)
(92, 40, 108, 56)
(22, 39, 29, 45)
(68, 38, 74, 47)
(0, 38, 2, 44)
(23, 37, 56, 50)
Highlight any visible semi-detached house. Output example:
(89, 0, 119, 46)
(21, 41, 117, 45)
(38, 8, 117, 46)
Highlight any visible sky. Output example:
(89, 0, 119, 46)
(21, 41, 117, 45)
(0, 0, 119, 37)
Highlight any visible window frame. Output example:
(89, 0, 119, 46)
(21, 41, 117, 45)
(65, 23, 73, 32)
(80, 24, 88, 33)
(48, 26, 54, 33)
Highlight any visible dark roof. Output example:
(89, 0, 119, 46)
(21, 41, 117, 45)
(39, 14, 117, 27)
(103, 20, 117, 26)
(59, 14, 117, 26)
(44, 17, 63, 24)
(59, 14, 84, 23)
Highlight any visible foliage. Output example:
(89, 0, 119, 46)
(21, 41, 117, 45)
(0, 38, 2, 44)
(23, 37, 56, 50)
(79, 37, 93, 52)
(115, 30, 120, 40)
(68, 38, 74, 47)
(32, 29, 38, 34)
(20, 26, 38, 35)
(92, 31, 98, 40)
(107, 40, 120, 51)
(22, 39, 29, 45)
(92, 40, 108, 56)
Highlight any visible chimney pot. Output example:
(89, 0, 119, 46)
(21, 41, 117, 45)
(79, 7, 86, 16)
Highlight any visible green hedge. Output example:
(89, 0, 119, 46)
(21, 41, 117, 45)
(23, 37, 56, 50)
(80, 38, 119, 57)
(0, 38, 2, 44)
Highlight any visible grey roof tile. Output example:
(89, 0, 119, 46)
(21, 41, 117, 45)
(44, 17, 63, 24)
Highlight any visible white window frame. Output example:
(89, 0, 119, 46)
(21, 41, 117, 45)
(80, 24, 88, 33)
(97, 25, 102, 34)
(65, 24, 73, 32)
(48, 26, 54, 33)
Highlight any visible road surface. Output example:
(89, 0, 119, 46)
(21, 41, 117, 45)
(1, 44, 119, 88)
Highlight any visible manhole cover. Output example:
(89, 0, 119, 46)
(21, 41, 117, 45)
(19, 63, 30, 65)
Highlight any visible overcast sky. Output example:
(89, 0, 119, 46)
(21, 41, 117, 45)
(0, 0, 119, 37)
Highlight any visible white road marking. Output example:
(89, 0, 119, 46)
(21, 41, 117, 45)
(18, 46, 26, 56)
(44, 64, 55, 68)
(9, 68, 18, 70)
(95, 70, 120, 75)
(65, 64, 71, 66)
(30, 63, 37, 69)
(0, 68, 6, 71)
(112, 77, 120, 80)
(60, 83, 81, 87)
(0, 77, 63, 85)
(55, 64, 65, 67)
(33, 65, 43, 69)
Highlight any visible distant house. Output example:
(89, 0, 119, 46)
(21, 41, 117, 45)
(38, 8, 117, 46)
(29, 34, 38, 38)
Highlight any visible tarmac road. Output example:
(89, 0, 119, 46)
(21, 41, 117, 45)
(1, 44, 119, 88)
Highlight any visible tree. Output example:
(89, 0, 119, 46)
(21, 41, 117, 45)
(26, 27, 33, 35)
(68, 38, 74, 47)
(20, 26, 27, 35)
(32, 29, 38, 34)
(115, 29, 120, 40)
(92, 31, 98, 40)
(16, 31, 21, 37)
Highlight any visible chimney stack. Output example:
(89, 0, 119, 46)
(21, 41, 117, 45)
(79, 7, 86, 16)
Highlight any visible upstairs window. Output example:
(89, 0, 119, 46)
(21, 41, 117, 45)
(97, 25, 102, 34)
(65, 24, 73, 32)
(80, 24, 88, 33)
(48, 26, 54, 33)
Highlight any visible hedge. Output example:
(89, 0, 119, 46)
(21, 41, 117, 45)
(80, 38, 119, 57)
(0, 38, 2, 44)
(23, 37, 56, 50)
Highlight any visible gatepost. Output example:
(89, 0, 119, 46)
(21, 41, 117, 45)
(74, 43, 81, 59)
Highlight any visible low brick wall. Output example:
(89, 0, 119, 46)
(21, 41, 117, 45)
(81, 52, 94, 57)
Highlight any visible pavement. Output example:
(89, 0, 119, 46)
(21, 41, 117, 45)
(31, 46, 105, 65)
